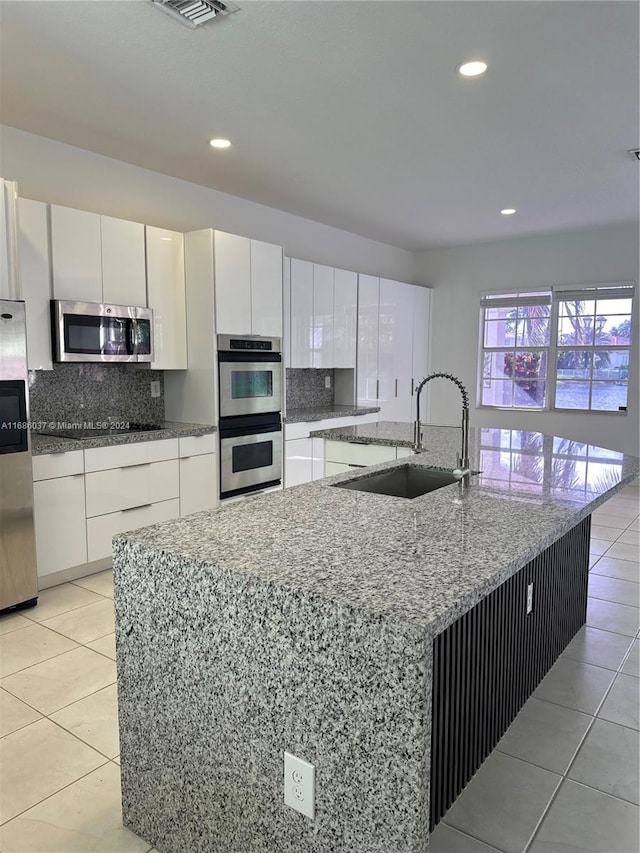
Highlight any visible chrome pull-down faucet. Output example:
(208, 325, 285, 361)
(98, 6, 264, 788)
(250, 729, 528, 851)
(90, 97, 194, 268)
(413, 372, 470, 476)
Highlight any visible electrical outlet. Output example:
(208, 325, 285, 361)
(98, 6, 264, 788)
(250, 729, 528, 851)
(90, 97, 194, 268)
(526, 582, 534, 615)
(150, 380, 161, 398)
(325, 375, 331, 389)
(284, 751, 315, 819)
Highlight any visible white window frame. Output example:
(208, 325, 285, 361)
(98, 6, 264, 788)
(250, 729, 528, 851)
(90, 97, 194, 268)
(478, 282, 635, 414)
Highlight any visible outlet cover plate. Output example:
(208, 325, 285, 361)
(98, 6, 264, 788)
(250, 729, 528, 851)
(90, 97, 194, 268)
(150, 380, 161, 398)
(284, 751, 315, 819)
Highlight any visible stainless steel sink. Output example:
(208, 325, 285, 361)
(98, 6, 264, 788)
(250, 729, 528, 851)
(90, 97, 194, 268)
(333, 464, 470, 499)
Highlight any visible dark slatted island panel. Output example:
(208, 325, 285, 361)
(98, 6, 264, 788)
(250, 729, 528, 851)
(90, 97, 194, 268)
(430, 515, 591, 830)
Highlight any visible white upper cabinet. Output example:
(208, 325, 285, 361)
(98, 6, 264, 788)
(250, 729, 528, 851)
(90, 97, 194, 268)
(312, 263, 334, 368)
(357, 273, 380, 404)
(50, 204, 146, 306)
(287, 258, 357, 369)
(214, 231, 283, 337)
(283, 257, 291, 369)
(51, 205, 102, 302)
(146, 226, 187, 370)
(289, 257, 313, 368)
(379, 278, 414, 422)
(214, 231, 251, 335)
(17, 198, 53, 370)
(101, 215, 146, 306)
(333, 267, 357, 368)
(412, 285, 432, 420)
(250, 238, 283, 338)
(357, 275, 432, 420)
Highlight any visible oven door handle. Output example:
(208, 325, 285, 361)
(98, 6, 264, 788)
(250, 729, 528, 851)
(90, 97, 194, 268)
(219, 423, 282, 440)
(217, 351, 282, 364)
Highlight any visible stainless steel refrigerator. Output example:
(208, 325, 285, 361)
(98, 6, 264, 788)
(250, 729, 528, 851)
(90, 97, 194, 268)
(0, 299, 38, 612)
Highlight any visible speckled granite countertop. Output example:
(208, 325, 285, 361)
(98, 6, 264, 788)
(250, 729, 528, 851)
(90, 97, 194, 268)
(117, 424, 639, 637)
(284, 405, 380, 423)
(310, 419, 416, 446)
(31, 421, 216, 456)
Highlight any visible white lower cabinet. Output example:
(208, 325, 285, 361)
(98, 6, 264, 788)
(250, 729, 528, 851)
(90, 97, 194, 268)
(32, 434, 217, 580)
(32, 449, 88, 579)
(85, 459, 179, 517)
(285, 438, 315, 487)
(284, 414, 379, 487)
(87, 499, 180, 562)
(179, 454, 217, 517)
(324, 440, 412, 476)
(178, 434, 217, 517)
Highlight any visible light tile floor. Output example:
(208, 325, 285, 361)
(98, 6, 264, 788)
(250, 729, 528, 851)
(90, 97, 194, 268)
(0, 482, 638, 853)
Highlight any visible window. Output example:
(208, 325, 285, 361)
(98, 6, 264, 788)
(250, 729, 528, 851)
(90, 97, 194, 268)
(479, 283, 634, 413)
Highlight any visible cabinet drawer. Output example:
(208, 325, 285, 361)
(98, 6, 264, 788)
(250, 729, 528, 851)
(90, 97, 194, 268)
(324, 441, 397, 467)
(179, 433, 216, 458)
(85, 459, 179, 517)
(87, 498, 180, 562)
(325, 461, 357, 476)
(84, 438, 178, 473)
(32, 450, 84, 481)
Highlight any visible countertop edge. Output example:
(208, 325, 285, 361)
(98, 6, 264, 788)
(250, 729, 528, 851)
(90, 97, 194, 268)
(31, 422, 217, 455)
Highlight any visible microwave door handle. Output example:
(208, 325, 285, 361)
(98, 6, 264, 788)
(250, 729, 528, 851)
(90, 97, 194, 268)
(127, 319, 138, 356)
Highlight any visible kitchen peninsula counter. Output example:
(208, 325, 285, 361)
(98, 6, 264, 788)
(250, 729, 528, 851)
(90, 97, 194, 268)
(113, 425, 639, 853)
(284, 404, 380, 423)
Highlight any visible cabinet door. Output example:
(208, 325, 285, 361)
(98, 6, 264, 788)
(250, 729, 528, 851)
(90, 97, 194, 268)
(282, 257, 291, 369)
(379, 279, 414, 422)
(284, 437, 313, 487)
(50, 205, 102, 302)
(333, 267, 357, 368)
(214, 231, 251, 335)
(357, 273, 380, 404)
(312, 263, 334, 368)
(33, 475, 87, 578)
(290, 258, 313, 368)
(101, 216, 146, 306)
(0, 179, 19, 300)
(311, 437, 325, 481)
(17, 198, 53, 370)
(179, 453, 217, 516)
(146, 227, 187, 370)
(412, 286, 432, 422)
(250, 239, 282, 337)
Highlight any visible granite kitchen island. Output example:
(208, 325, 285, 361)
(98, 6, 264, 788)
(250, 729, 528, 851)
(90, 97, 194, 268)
(113, 424, 639, 853)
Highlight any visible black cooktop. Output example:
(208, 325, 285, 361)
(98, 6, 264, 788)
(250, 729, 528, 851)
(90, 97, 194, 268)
(37, 423, 164, 440)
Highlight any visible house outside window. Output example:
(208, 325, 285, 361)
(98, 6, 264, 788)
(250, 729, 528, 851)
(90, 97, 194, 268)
(479, 283, 634, 413)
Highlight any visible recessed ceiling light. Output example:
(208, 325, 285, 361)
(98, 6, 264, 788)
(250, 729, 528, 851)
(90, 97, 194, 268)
(500, 208, 517, 216)
(457, 61, 488, 77)
(210, 138, 231, 149)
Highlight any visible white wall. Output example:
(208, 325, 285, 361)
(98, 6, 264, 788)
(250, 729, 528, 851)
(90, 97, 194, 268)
(0, 125, 415, 281)
(415, 223, 639, 455)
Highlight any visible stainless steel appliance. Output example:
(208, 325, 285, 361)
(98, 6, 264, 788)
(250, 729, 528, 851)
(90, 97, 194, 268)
(217, 335, 283, 499)
(0, 300, 38, 612)
(52, 300, 153, 363)
(217, 334, 282, 418)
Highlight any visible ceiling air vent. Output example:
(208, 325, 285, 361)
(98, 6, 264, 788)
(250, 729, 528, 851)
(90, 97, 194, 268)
(151, 0, 239, 29)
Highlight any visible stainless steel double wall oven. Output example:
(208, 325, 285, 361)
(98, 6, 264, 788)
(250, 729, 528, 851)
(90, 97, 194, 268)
(217, 334, 283, 499)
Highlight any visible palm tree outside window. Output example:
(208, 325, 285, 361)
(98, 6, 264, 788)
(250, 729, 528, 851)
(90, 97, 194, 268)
(479, 283, 635, 413)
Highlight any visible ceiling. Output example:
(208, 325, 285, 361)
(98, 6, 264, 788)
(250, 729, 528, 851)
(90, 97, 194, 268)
(0, 0, 637, 251)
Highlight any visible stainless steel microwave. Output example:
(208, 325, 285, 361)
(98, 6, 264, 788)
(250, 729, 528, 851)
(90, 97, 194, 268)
(52, 300, 153, 363)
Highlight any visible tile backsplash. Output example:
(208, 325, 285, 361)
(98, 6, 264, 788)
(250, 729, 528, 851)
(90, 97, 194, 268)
(28, 364, 164, 426)
(286, 368, 334, 409)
